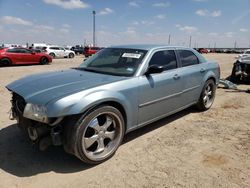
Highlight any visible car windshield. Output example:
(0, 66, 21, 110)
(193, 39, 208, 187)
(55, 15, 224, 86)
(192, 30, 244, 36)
(79, 48, 147, 76)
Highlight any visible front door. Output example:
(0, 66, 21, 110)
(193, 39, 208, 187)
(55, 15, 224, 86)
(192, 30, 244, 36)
(138, 50, 183, 125)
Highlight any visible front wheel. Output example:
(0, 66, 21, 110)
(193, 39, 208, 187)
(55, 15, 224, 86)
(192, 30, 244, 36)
(69, 106, 125, 164)
(196, 79, 216, 111)
(40, 57, 48, 65)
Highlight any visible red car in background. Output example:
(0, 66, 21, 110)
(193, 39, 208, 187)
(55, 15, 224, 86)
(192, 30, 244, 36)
(198, 48, 208, 54)
(84, 47, 102, 57)
(0, 47, 52, 66)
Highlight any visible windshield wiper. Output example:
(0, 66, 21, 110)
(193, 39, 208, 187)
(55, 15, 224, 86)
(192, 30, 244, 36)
(72, 67, 129, 77)
(72, 67, 100, 73)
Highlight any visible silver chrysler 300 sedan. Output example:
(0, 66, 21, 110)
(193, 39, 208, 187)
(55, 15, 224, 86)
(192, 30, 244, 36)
(6, 45, 220, 164)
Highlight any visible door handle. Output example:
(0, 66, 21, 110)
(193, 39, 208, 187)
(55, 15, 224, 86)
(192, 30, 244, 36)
(200, 68, 206, 73)
(173, 74, 180, 80)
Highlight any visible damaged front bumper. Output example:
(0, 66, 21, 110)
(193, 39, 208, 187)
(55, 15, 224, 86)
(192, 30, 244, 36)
(10, 92, 64, 150)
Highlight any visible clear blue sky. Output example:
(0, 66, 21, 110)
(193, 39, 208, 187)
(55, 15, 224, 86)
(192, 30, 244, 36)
(0, 0, 249, 48)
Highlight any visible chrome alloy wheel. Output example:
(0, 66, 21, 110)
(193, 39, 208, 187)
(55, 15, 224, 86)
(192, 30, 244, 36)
(81, 112, 123, 161)
(203, 83, 214, 108)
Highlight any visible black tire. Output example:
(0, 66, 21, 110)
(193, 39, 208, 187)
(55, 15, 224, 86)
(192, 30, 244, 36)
(65, 105, 125, 164)
(230, 63, 241, 83)
(196, 79, 216, 111)
(49, 53, 56, 58)
(40, 57, 49, 65)
(69, 53, 74, 58)
(0, 58, 11, 66)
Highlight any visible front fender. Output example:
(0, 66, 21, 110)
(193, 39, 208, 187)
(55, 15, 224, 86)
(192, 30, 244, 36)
(203, 70, 217, 84)
(46, 90, 136, 129)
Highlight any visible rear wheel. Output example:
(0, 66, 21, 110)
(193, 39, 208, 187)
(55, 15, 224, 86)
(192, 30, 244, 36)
(0, 58, 11, 66)
(40, 57, 49, 65)
(67, 105, 125, 164)
(230, 63, 241, 83)
(196, 79, 216, 111)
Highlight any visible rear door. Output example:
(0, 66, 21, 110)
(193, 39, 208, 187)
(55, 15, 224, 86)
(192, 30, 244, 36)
(138, 49, 183, 125)
(59, 47, 67, 57)
(176, 49, 205, 105)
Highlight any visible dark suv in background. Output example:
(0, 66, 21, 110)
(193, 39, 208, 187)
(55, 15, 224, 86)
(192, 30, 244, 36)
(71, 46, 84, 55)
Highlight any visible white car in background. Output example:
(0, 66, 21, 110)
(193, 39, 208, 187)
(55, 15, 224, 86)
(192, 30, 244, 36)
(236, 49, 250, 61)
(45, 46, 75, 58)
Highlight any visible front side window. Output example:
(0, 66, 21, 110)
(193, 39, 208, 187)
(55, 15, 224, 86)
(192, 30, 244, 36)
(50, 47, 59, 50)
(148, 50, 177, 71)
(19, 49, 32, 53)
(178, 50, 199, 67)
(79, 48, 147, 76)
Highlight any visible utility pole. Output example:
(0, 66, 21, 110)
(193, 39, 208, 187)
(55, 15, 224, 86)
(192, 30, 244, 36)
(92, 10, 96, 47)
(84, 39, 87, 46)
(234, 41, 237, 49)
(189, 36, 192, 47)
(168, 34, 171, 45)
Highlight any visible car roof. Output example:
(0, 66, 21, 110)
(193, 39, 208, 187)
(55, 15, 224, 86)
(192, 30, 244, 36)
(109, 44, 188, 51)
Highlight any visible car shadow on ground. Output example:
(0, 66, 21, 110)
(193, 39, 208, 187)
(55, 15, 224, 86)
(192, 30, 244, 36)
(0, 124, 92, 177)
(0, 107, 195, 177)
(123, 107, 195, 143)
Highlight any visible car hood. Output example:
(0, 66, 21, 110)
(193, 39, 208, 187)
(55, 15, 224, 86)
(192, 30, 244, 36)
(6, 69, 127, 105)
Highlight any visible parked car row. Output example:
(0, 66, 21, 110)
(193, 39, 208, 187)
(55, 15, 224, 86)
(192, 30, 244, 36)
(194, 48, 247, 54)
(0, 45, 105, 66)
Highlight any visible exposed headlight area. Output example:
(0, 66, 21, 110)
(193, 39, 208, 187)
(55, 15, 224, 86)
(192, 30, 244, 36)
(10, 92, 63, 149)
(23, 103, 48, 123)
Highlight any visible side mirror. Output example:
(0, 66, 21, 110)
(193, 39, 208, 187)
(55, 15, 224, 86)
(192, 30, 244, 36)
(145, 65, 164, 75)
(31, 52, 35, 55)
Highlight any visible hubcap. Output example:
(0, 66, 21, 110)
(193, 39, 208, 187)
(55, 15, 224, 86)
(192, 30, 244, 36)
(203, 83, 214, 108)
(42, 58, 47, 64)
(82, 112, 122, 161)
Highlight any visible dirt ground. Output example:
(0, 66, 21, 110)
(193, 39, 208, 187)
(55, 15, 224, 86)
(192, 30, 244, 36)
(0, 54, 249, 188)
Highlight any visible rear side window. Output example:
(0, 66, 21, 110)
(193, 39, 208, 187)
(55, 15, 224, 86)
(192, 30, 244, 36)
(6, 48, 18, 53)
(178, 50, 199, 67)
(148, 50, 177, 71)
